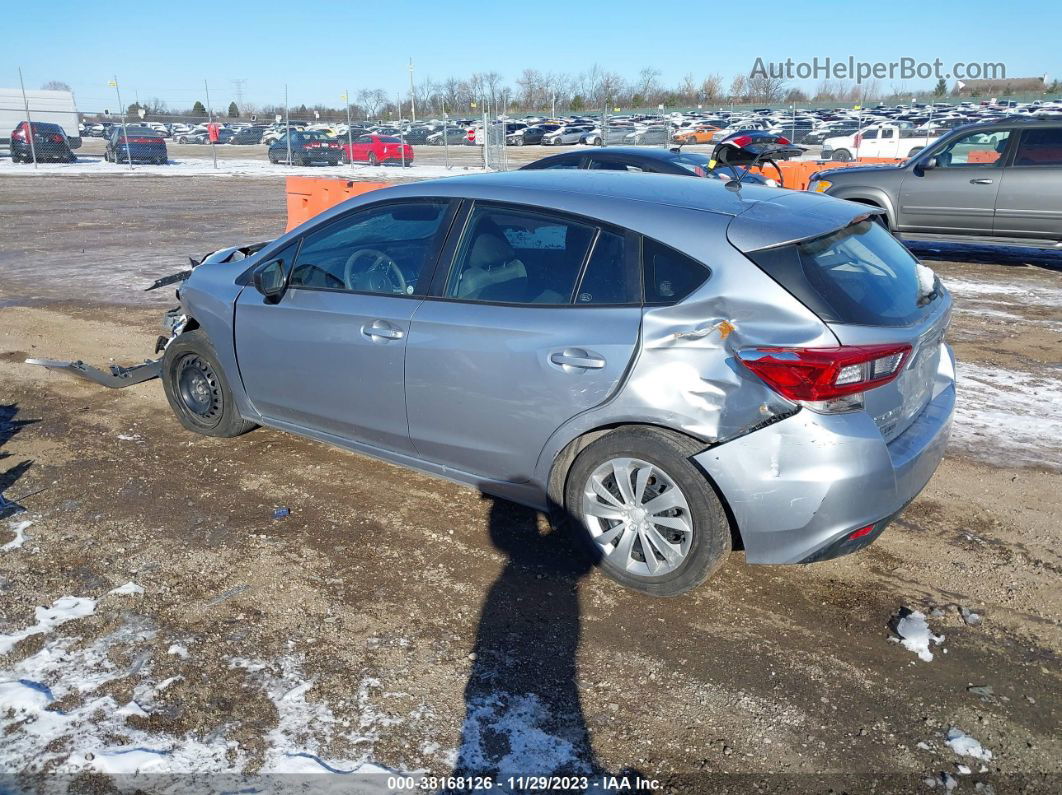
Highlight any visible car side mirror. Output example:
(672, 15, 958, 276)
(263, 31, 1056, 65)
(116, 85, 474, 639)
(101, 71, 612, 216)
(253, 259, 287, 302)
(923, 157, 938, 171)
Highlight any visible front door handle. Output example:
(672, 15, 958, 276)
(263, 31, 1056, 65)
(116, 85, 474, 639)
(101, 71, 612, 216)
(970, 178, 994, 185)
(550, 349, 606, 370)
(361, 320, 404, 341)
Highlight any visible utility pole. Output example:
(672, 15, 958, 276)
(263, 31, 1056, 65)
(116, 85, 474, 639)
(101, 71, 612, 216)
(342, 91, 354, 174)
(110, 76, 132, 170)
(285, 84, 291, 166)
(17, 67, 38, 169)
(408, 58, 416, 124)
(232, 78, 247, 112)
(204, 79, 218, 170)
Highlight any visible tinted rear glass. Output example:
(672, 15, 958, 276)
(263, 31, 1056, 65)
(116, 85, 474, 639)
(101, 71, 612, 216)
(749, 220, 933, 326)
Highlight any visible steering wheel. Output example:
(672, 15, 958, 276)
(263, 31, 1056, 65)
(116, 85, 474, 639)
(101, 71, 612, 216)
(343, 248, 407, 294)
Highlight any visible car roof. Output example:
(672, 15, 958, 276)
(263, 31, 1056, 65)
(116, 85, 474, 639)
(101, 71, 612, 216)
(355, 170, 864, 252)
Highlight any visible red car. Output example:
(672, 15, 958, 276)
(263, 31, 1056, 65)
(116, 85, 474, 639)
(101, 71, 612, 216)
(341, 134, 414, 167)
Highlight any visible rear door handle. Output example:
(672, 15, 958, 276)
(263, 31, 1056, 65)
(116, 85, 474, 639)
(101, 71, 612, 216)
(550, 349, 606, 370)
(970, 178, 994, 184)
(361, 319, 404, 341)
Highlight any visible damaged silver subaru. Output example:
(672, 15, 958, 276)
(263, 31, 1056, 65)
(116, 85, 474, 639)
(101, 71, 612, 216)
(32, 171, 955, 595)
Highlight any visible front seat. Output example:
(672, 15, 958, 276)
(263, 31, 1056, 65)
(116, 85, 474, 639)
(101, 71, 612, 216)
(455, 231, 527, 301)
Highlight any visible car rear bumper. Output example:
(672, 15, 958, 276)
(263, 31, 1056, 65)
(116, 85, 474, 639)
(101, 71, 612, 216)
(693, 344, 955, 564)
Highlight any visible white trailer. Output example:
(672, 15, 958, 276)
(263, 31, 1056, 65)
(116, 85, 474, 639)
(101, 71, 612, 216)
(0, 89, 81, 148)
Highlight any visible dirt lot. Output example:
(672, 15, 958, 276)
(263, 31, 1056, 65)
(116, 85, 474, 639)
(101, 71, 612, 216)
(0, 176, 1060, 793)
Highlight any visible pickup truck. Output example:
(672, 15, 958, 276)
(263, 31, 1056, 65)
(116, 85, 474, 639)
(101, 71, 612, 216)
(808, 119, 1062, 246)
(821, 123, 938, 162)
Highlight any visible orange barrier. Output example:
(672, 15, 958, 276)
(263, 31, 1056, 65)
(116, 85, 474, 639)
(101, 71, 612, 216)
(751, 157, 904, 191)
(286, 177, 394, 231)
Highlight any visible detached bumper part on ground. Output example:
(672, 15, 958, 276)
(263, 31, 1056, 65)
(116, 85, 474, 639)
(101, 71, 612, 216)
(697, 344, 956, 564)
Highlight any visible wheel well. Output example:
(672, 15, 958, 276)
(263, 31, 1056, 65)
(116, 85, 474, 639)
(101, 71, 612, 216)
(546, 423, 744, 551)
(183, 317, 201, 333)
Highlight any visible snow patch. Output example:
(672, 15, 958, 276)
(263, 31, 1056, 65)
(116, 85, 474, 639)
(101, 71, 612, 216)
(167, 643, 189, 659)
(916, 263, 937, 300)
(952, 363, 1062, 470)
(108, 581, 144, 596)
(942, 276, 1062, 308)
(0, 596, 97, 655)
(0, 155, 483, 180)
(891, 609, 944, 662)
(945, 727, 993, 761)
(2, 519, 31, 551)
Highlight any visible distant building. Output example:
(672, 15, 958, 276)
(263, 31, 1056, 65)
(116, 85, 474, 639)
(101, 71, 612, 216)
(955, 76, 1046, 96)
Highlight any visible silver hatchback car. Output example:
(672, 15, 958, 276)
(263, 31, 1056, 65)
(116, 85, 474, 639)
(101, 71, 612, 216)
(161, 171, 955, 596)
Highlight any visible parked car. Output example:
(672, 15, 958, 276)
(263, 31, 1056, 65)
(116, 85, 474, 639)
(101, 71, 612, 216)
(672, 126, 721, 145)
(581, 126, 635, 146)
(542, 125, 591, 145)
(520, 146, 775, 185)
(268, 130, 343, 165)
(341, 134, 414, 166)
(626, 125, 671, 145)
(507, 124, 561, 145)
(821, 123, 937, 161)
(402, 127, 437, 144)
(104, 126, 168, 164)
(8, 121, 76, 163)
(158, 170, 954, 596)
(809, 120, 1062, 246)
(228, 126, 267, 145)
(181, 128, 235, 145)
(426, 127, 470, 145)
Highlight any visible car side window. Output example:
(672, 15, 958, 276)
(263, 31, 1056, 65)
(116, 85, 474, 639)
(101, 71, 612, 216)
(642, 238, 709, 305)
(934, 130, 1010, 167)
(289, 201, 450, 295)
(880, 128, 894, 139)
(540, 159, 582, 170)
(445, 205, 596, 304)
(357, 135, 371, 143)
(575, 230, 638, 305)
(1013, 128, 1062, 166)
(589, 159, 644, 172)
(861, 129, 878, 140)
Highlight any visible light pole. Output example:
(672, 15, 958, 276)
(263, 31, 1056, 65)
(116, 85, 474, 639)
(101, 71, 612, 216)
(110, 76, 133, 170)
(342, 91, 354, 174)
(17, 67, 38, 169)
(204, 79, 218, 170)
(409, 58, 416, 124)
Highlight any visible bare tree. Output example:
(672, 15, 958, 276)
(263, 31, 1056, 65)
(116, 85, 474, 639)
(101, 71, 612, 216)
(729, 74, 748, 102)
(701, 74, 723, 103)
(357, 88, 387, 118)
(637, 67, 661, 105)
(748, 73, 788, 103)
(680, 73, 697, 104)
(41, 80, 71, 91)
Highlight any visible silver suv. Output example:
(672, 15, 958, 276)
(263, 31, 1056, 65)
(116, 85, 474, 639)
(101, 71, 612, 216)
(809, 120, 1062, 247)
(161, 171, 955, 596)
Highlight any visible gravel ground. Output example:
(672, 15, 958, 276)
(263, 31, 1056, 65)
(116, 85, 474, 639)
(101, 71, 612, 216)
(0, 176, 1059, 794)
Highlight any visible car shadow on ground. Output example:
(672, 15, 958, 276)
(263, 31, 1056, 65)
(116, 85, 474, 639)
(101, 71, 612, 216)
(1, 404, 36, 518)
(448, 495, 644, 789)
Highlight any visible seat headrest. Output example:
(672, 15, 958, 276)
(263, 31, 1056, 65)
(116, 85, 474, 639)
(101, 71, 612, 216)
(468, 232, 515, 269)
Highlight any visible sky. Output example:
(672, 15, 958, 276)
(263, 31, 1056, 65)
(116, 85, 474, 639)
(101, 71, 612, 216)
(3, 0, 1058, 112)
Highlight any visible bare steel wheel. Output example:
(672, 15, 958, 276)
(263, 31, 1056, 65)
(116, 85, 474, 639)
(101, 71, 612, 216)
(162, 329, 256, 438)
(563, 426, 731, 596)
(582, 457, 693, 577)
(176, 354, 223, 427)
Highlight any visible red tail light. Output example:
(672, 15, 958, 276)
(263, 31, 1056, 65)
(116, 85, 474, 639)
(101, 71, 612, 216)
(129, 137, 157, 144)
(776, 136, 790, 145)
(730, 135, 752, 147)
(52, 134, 64, 143)
(739, 344, 912, 401)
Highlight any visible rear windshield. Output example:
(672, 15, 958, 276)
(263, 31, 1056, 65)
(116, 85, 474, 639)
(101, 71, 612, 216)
(748, 219, 934, 326)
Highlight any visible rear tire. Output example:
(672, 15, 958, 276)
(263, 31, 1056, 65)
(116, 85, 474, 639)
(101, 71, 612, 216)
(162, 329, 256, 438)
(368, 152, 379, 166)
(833, 149, 853, 162)
(907, 147, 924, 157)
(562, 427, 731, 597)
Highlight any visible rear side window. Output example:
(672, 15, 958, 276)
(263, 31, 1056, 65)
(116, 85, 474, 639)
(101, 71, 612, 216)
(445, 205, 596, 304)
(576, 231, 637, 304)
(642, 238, 709, 305)
(1014, 128, 1062, 166)
(749, 220, 932, 326)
